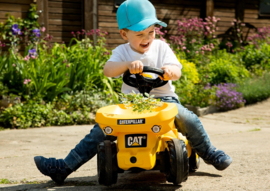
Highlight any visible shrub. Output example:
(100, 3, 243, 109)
(208, 50, 250, 84)
(187, 84, 217, 108)
(240, 43, 270, 75)
(214, 83, 245, 111)
(173, 58, 199, 105)
(169, 17, 220, 62)
(236, 72, 270, 104)
(0, 90, 115, 129)
(0, 27, 121, 102)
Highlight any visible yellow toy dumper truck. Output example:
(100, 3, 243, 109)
(95, 66, 200, 186)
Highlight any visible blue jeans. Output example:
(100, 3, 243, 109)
(64, 96, 212, 171)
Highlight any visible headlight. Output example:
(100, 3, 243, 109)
(104, 126, 113, 134)
(152, 125, 161, 133)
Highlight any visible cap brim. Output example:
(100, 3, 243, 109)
(126, 18, 167, 32)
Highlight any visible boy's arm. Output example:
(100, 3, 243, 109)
(103, 60, 143, 77)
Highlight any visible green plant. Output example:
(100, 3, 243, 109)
(170, 17, 220, 62)
(0, 179, 11, 184)
(0, 4, 39, 50)
(178, 58, 199, 83)
(236, 72, 270, 104)
(119, 91, 163, 113)
(240, 43, 270, 75)
(184, 84, 217, 108)
(249, 128, 261, 132)
(208, 50, 250, 84)
(173, 57, 200, 105)
(0, 89, 116, 129)
(0, 29, 121, 102)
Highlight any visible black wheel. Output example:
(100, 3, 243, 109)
(189, 149, 200, 172)
(166, 138, 189, 185)
(97, 140, 118, 186)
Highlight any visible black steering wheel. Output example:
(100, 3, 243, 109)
(123, 66, 168, 96)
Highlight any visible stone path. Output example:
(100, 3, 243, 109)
(0, 98, 270, 191)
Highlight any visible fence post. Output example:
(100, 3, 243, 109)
(37, 0, 49, 32)
(236, 0, 245, 21)
(201, 0, 214, 19)
(84, 0, 97, 45)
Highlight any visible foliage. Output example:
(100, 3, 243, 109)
(247, 26, 270, 47)
(0, 90, 114, 129)
(182, 84, 217, 108)
(169, 17, 220, 61)
(178, 58, 199, 83)
(0, 28, 121, 102)
(0, 179, 10, 184)
(173, 58, 200, 105)
(240, 43, 270, 76)
(236, 72, 270, 105)
(55, 89, 116, 114)
(214, 83, 245, 111)
(119, 91, 163, 113)
(0, 4, 39, 51)
(207, 50, 250, 84)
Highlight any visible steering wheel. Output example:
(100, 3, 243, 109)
(123, 66, 168, 96)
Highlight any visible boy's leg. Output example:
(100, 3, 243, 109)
(159, 96, 232, 171)
(34, 123, 105, 184)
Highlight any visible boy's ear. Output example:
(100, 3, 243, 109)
(120, 29, 128, 41)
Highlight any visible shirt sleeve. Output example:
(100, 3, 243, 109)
(107, 46, 126, 62)
(162, 42, 182, 70)
(106, 45, 126, 78)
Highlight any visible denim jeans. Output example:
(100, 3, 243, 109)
(64, 96, 212, 171)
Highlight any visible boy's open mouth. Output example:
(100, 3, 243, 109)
(140, 42, 150, 48)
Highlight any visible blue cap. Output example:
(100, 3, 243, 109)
(117, 0, 167, 32)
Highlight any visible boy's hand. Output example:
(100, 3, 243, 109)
(161, 65, 174, 81)
(128, 60, 143, 74)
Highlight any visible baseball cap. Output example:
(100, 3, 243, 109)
(117, 0, 167, 32)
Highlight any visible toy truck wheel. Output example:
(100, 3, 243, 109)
(189, 149, 200, 172)
(97, 140, 118, 186)
(166, 138, 189, 185)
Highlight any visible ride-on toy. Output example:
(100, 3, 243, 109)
(95, 66, 200, 186)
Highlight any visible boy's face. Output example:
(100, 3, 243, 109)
(120, 25, 155, 54)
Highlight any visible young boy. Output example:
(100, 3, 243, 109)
(34, 0, 232, 184)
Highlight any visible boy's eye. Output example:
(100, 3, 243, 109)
(149, 31, 154, 33)
(137, 34, 142, 36)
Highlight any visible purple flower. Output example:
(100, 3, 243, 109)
(29, 48, 37, 57)
(214, 83, 245, 111)
(11, 24, 22, 35)
(33, 29, 41, 37)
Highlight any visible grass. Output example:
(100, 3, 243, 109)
(237, 72, 270, 105)
(249, 128, 261, 132)
(0, 179, 11, 184)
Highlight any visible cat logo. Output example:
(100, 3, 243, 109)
(125, 134, 147, 148)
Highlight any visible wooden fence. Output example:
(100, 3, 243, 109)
(1, 0, 270, 49)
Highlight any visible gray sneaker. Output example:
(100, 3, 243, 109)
(202, 146, 232, 171)
(34, 156, 72, 184)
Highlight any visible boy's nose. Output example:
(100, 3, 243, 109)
(144, 35, 151, 41)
